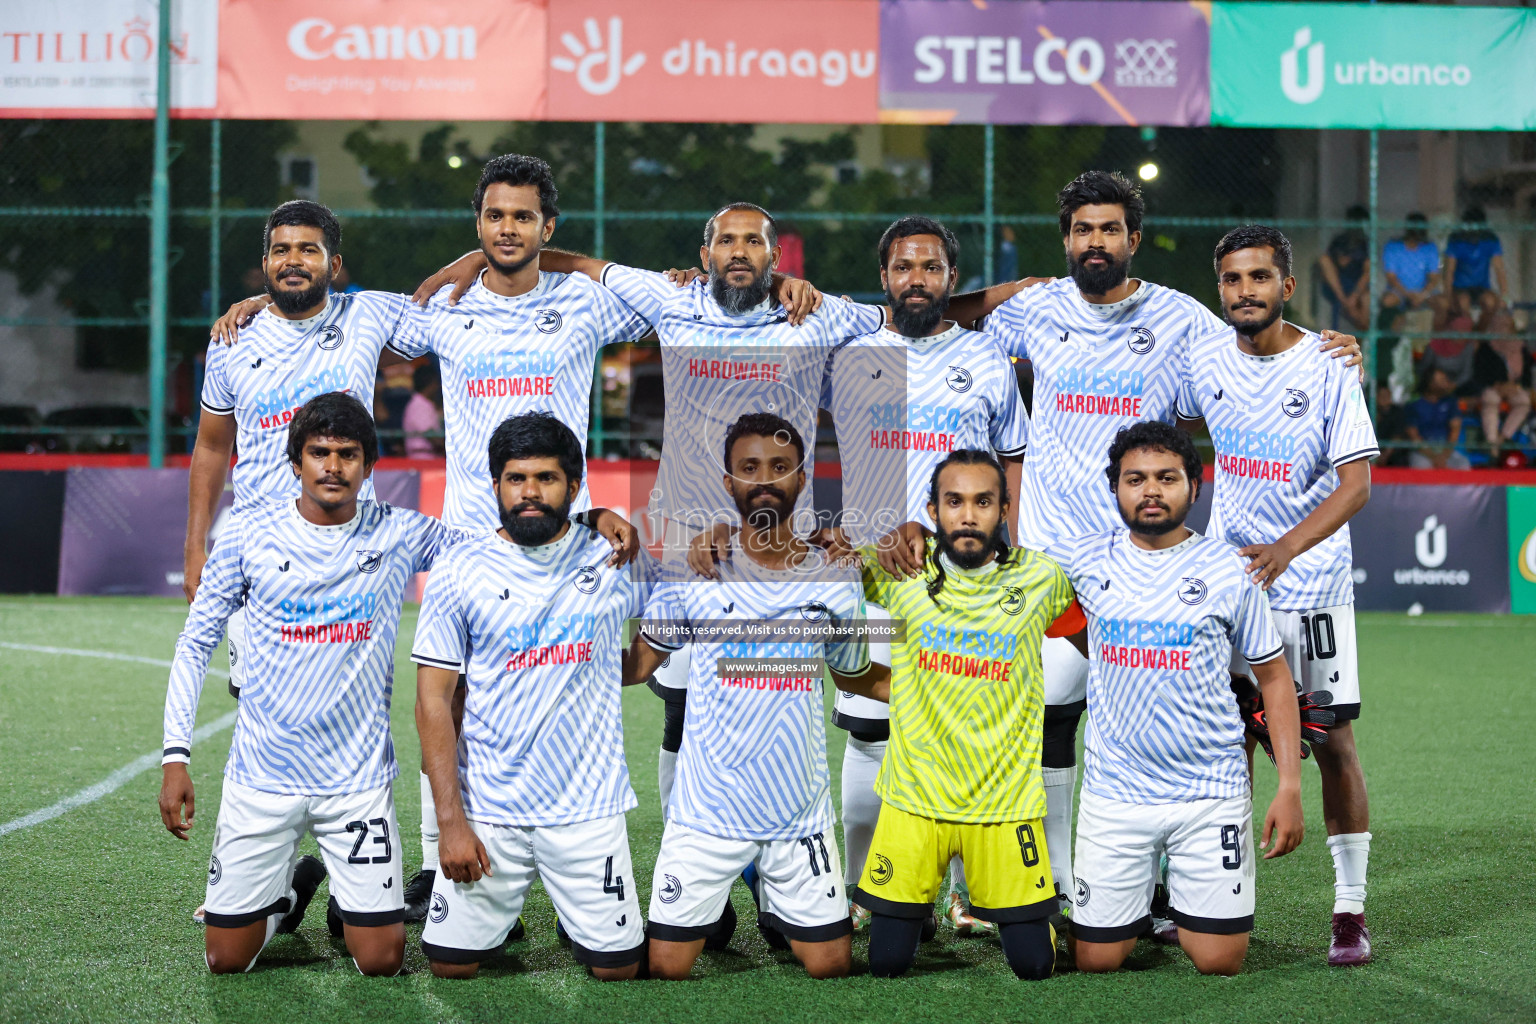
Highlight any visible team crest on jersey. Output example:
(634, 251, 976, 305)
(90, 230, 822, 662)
(355, 550, 383, 574)
(1127, 327, 1156, 355)
(208, 855, 222, 886)
(801, 600, 830, 623)
(1074, 877, 1089, 907)
(317, 324, 344, 351)
(1178, 577, 1208, 605)
(534, 309, 563, 334)
(658, 874, 682, 904)
(429, 893, 449, 924)
(998, 586, 1024, 616)
(575, 565, 600, 594)
(870, 854, 894, 886)
(946, 366, 973, 393)
(1282, 388, 1309, 418)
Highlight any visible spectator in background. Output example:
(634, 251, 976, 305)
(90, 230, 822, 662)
(1473, 331, 1531, 462)
(331, 266, 363, 295)
(1373, 384, 1409, 467)
(1419, 313, 1480, 398)
(1380, 212, 1444, 329)
(1318, 204, 1371, 331)
(996, 224, 1018, 283)
(1444, 206, 1507, 327)
(374, 361, 415, 457)
(403, 359, 444, 459)
(1405, 367, 1471, 470)
(776, 227, 805, 279)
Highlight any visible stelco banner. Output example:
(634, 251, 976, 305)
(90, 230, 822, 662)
(1211, 2, 1536, 131)
(878, 0, 1210, 126)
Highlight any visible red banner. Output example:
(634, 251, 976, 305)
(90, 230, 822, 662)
(214, 0, 547, 120)
(547, 0, 879, 123)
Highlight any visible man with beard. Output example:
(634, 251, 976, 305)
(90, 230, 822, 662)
(1177, 226, 1377, 966)
(1050, 421, 1304, 976)
(812, 216, 1029, 936)
(160, 393, 467, 975)
(411, 412, 657, 980)
(839, 450, 1086, 980)
(624, 413, 869, 980)
(880, 172, 1359, 933)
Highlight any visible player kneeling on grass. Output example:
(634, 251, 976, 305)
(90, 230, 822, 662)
(411, 413, 655, 980)
(624, 413, 869, 981)
(159, 393, 465, 975)
(844, 450, 1087, 980)
(1053, 422, 1304, 976)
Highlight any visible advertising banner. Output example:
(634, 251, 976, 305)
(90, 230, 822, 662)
(1211, 2, 1536, 131)
(547, 0, 878, 123)
(57, 468, 420, 597)
(0, 0, 218, 117)
(878, 0, 1210, 126)
(215, 0, 546, 120)
(1508, 486, 1536, 615)
(1349, 484, 1510, 614)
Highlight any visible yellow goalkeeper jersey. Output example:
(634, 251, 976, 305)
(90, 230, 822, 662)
(862, 540, 1077, 824)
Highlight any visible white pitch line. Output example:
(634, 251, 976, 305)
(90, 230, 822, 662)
(0, 643, 235, 837)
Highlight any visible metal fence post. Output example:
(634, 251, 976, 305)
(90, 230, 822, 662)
(591, 121, 607, 456)
(209, 119, 221, 322)
(147, 0, 172, 468)
(983, 123, 996, 286)
(1366, 128, 1380, 417)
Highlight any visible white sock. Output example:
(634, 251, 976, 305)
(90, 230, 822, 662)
(1041, 765, 1077, 905)
(947, 856, 969, 900)
(658, 748, 678, 820)
(840, 737, 885, 888)
(1326, 832, 1371, 913)
(419, 771, 439, 871)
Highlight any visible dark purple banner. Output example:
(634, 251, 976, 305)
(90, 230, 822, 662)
(1348, 484, 1509, 614)
(57, 469, 420, 597)
(879, 0, 1210, 125)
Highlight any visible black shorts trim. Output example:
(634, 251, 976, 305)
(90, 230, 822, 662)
(337, 907, 405, 927)
(645, 920, 711, 943)
(570, 939, 646, 969)
(421, 939, 503, 965)
(1167, 907, 1253, 935)
(204, 896, 290, 929)
(1070, 915, 1152, 943)
(968, 896, 1057, 925)
(849, 886, 930, 920)
(832, 709, 889, 740)
(1327, 702, 1361, 723)
(759, 912, 853, 943)
(1044, 699, 1087, 720)
(228, 681, 241, 699)
(647, 676, 687, 703)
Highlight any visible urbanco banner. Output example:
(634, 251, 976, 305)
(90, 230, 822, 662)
(1211, 2, 1536, 130)
(215, 0, 547, 119)
(0, 0, 218, 116)
(878, 0, 1211, 126)
(1349, 484, 1509, 614)
(547, 0, 879, 122)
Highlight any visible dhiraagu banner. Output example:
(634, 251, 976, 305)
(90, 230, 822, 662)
(1509, 487, 1536, 615)
(1211, 2, 1536, 130)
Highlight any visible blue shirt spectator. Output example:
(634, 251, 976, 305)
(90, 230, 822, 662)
(1446, 233, 1501, 290)
(1405, 392, 1459, 444)
(1382, 237, 1440, 295)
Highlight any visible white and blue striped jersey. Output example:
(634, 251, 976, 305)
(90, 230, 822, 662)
(985, 279, 1224, 549)
(1052, 529, 1283, 804)
(162, 500, 459, 795)
(599, 265, 886, 529)
(201, 292, 417, 511)
(822, 322, 1029, 545)
(391, 272, 652, 530)
(1177, 326, 1379, 611)
(639, 547, 869, 840)
(410, 525, 658, 827)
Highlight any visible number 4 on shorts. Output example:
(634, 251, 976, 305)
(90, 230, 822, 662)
(602, 856, 625, 901)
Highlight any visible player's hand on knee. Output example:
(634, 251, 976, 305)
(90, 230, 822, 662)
(1261, 785, 1304, 859)
(159, 764, 195, 840)
(439, 821, 491, 883)
(210, 294, 271, 345)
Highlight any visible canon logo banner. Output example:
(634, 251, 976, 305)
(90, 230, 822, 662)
(286, 19, 477, 62)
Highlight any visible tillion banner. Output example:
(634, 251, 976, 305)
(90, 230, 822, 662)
(57, 468, 420, 597)
(878, 0, 1210, 126)
(1211, 2, 1536, 131)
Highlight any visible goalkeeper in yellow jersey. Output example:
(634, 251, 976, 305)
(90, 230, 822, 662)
(838, 449, 1085, 979)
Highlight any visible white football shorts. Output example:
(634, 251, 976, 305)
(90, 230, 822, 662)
(1232, 602, 1360, 720)
(203, 778, 402, 928)
(420, 813, 645, 968)
(834, 600, 891, 734)
(226, 603, 246, 698)
(1042, 634, 1089, 709)
(648, 821, 851, 943)
(1071, 788, 1256, 941)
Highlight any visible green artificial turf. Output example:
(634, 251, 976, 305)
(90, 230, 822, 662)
(1, 597, 1532, 1023)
